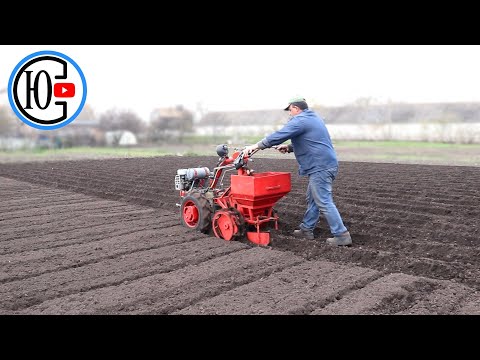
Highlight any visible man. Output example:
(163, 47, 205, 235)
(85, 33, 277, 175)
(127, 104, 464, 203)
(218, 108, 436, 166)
(244, 96, 352, 246)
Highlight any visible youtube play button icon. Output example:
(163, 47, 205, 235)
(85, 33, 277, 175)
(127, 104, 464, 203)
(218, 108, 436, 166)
(54, 83, 75, 98)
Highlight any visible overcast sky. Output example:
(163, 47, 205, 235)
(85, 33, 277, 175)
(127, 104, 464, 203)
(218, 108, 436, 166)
(2, 45, 480, 121)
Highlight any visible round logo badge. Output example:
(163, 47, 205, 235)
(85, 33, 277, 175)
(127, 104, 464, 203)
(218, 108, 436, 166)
(8, 50, 87, 130)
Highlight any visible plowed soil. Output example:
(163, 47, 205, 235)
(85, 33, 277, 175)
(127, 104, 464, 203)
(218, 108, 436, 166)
(0, 156, 479, 314)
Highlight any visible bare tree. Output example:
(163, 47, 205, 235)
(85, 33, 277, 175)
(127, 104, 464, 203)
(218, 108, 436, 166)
(148, 105, 193, 143)
(0, 107, 20, 135)
(75, 104, 97, 122)
(98, 108, 146, 135)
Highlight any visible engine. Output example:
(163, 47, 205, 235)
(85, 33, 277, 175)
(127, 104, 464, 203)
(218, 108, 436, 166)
(175, 167, 211, 191)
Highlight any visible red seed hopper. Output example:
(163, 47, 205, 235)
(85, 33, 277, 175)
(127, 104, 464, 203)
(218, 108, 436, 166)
(175, 145, 291, 246)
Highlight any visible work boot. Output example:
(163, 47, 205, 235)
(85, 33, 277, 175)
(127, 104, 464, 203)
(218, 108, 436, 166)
(293, 227, 314, 240)
(326, 231, 352, 246)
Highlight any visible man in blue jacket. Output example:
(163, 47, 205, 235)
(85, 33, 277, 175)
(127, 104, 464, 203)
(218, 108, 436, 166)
(244, 96, 352, 246)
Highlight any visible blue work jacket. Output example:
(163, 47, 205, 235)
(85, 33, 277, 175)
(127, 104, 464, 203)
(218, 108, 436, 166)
(258, 109, 338, 176)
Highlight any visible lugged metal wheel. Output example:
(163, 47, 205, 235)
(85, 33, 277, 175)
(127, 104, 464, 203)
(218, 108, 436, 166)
(180, 193, 212, 234)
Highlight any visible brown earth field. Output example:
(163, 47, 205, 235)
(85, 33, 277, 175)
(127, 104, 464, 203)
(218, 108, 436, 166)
(0, 156, 479, 315)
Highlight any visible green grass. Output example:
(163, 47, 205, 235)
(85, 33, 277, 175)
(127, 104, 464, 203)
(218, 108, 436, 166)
(0, 146, 174, 157)
(54, 147, 174, 157)
(333, 140, 480, 149)
(1, 141, 480, 166)
(332, 140, 480, 166)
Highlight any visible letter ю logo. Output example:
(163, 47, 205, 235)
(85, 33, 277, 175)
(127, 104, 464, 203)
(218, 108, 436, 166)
(8, 50, 87, 130)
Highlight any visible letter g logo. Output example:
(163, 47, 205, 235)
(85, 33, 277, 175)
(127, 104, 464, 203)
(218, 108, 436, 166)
(8, 50, 87, 130)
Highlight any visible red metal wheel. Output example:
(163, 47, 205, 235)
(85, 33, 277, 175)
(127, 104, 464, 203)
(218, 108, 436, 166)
(182, 199, 199, 227)
(180, 194, 212, 233)
(212, 209, 242, 241)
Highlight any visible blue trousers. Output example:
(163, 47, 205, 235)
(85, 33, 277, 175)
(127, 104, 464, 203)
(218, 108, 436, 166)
(300, 167, 348, 236)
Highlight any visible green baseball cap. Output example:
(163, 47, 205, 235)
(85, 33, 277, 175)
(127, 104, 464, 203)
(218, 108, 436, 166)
(284, 96, 306, 111)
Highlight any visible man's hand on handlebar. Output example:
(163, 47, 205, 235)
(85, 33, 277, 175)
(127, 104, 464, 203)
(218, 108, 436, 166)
(245, 144, 291, 155)
(244, 144, 259, 155)
(274, 144, 290, 154)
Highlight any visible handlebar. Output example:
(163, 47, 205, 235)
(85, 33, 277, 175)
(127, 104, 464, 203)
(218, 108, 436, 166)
(233, 147, 259, 169)
(245, 148, 260, 157)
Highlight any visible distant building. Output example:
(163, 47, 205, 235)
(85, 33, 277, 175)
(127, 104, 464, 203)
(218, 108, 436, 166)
(52, 119, 105, 147)
(149, 105, 194, 142)
(194, 103, 480, 143)
(196, 109, 288, 137)
(151, 106, 186, 119)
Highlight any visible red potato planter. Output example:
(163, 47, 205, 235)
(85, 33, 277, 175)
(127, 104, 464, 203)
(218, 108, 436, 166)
(176, 145, 291, 246)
